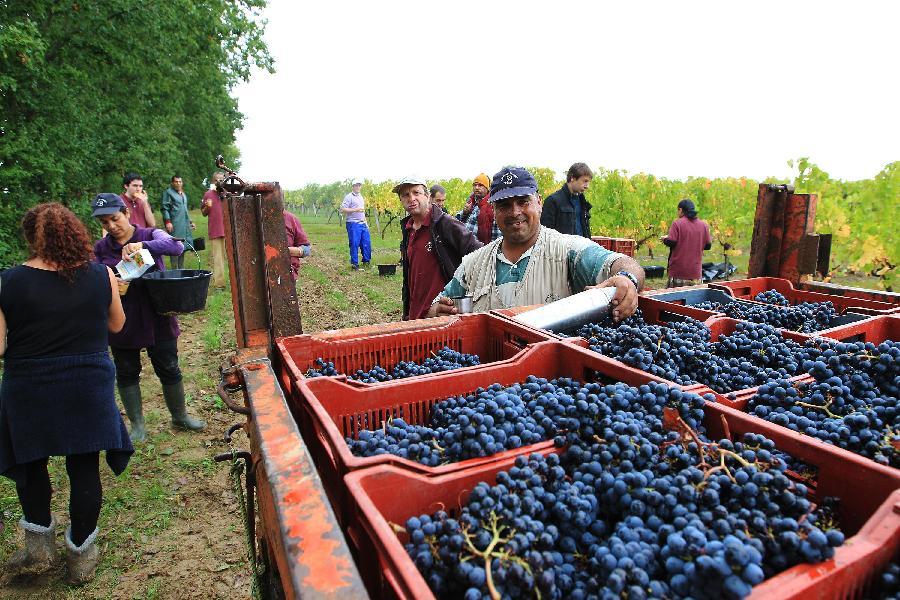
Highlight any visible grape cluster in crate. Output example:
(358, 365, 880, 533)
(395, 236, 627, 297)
(306, 346, 480, 383)
(576, 310, 807, 393)
(694, 290, 840, 333)
(748, 337, 900, 467)
(397, 377, 844, 599)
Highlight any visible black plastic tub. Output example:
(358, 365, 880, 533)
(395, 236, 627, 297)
(142, 269, 212, 315)
(377, 264, 397, 276)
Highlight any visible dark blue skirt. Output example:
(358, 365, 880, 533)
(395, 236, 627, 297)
(0, 351, 134, 483)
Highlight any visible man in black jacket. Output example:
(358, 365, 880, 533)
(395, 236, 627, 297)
(540, 162, 593, 238)
(396, 177, 482, 320)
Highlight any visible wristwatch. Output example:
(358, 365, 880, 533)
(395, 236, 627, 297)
(615, 270, 640, 291)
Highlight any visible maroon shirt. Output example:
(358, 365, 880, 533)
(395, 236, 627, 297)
(475, 194, 494, 244)
(284, 211, 310, 280)
(121, 194, 150, 229)
(403, 211, 446, 320)
(204, 189, 225, 239)
(665, 216, 712, 280)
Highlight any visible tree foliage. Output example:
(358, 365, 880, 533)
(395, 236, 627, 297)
(0, 0, 273, 266)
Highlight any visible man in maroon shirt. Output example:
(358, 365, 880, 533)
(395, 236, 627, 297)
(201, 172, 227, 287)
(397, 177, 482, 320)
(661, 199, 712, 287)
(120, 172, 156, 229)
(284, 210, 311, 281)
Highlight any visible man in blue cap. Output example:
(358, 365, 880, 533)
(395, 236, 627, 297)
(428, 166, 644, 321)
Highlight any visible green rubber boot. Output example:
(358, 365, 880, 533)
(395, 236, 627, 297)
(118, 384, 146, 442)
(162, 381, 207, 431)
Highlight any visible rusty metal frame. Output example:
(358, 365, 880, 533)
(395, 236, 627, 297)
(748, 183, 824, 284)
(217, 157, 303, 350)
(239, 349, 368, 600)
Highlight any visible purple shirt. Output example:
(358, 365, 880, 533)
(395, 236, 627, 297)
(341, 192, 366, 223)
(94, 227, 184, 349)
(204, 189, 225, 239)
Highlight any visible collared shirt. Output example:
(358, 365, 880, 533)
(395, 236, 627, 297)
(404, 210, 445, 320)
(463, 203, 502, 242)
(121, 194, 150, 229)
(341, 192, 366, 223)
(438, 229, 619, 305)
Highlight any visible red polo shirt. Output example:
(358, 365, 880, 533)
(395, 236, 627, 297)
(121, 194, 150, 229)
(404, 211, 445, 320)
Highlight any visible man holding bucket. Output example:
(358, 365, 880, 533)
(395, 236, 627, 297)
(92, 194, 207, 442)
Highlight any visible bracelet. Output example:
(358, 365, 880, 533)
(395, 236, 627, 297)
(615, 270, 640, 291)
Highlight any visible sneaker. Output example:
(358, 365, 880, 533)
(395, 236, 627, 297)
(351, 264, 359, 271)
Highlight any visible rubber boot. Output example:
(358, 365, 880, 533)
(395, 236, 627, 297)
(65, 525, 99, 585)
(162, 381, 207, 431)
(2, 516, 58, 581)
(118, 384, 146, 442)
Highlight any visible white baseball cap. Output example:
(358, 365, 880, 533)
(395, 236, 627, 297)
(352, 178, 363, 185)
(391, 176, 428, 194)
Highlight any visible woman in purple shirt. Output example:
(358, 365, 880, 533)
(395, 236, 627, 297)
(91, 194, 206, 442)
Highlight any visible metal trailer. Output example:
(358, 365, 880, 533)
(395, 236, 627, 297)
(209, 163, 898, 599)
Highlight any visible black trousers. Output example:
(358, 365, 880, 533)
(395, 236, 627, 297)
(110, 337, 182, 387)
(16, 452, 101, 547)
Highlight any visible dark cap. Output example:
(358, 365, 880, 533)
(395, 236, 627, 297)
(489, 167, 538, 203)
(91, 193, 126, 217)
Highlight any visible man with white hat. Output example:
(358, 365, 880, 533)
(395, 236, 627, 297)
(340, 178, 372, 270)
(395, 177, 482, 320)
(429, 166, 643, 320)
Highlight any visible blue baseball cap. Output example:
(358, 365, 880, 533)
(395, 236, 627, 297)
(489, 167, 538, 203)
(91, 193, 126, 217)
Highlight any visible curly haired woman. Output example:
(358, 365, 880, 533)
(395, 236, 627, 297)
(0, 203, 132, 584)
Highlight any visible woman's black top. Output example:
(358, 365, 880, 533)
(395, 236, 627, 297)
(0, 263, 111, 359)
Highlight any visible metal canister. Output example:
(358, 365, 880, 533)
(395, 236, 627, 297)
(450, 296, 474, 314)
(513, 287, 617, 333)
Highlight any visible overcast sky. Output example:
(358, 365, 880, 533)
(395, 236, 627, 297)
(233, 0, 899, 188)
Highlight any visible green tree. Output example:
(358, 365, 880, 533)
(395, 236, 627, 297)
(0, 0, 273, 266)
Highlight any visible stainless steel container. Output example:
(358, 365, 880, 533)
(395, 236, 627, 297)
(450, 295, 474, 314)
(513, 287, 616, 333)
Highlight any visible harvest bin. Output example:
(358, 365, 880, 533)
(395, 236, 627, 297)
(292, 341, 713, 525)
(712, 277, 899, 315)
(344, 399, 900, 600)
(275, 312, 553, 390)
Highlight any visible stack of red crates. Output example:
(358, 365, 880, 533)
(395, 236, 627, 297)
(273, 280, 900, 600)
(591, 235, 636, 257)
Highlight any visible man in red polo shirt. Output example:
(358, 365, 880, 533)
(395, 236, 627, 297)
(397, 177, 482, 320)
(120, 172, 156, 229)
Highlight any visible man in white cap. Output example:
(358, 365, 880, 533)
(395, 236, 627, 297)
(395, 177, 482, 320)
(340, 178, 372, 270)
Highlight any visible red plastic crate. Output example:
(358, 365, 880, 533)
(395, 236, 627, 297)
(591, 235, 636, 257)
(819, 314, 900, 344)
(275, 313, 553, 388)
(294, 341, 712, 524)
(344, 399, 900, 600)
(712, 277, 897, 316)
